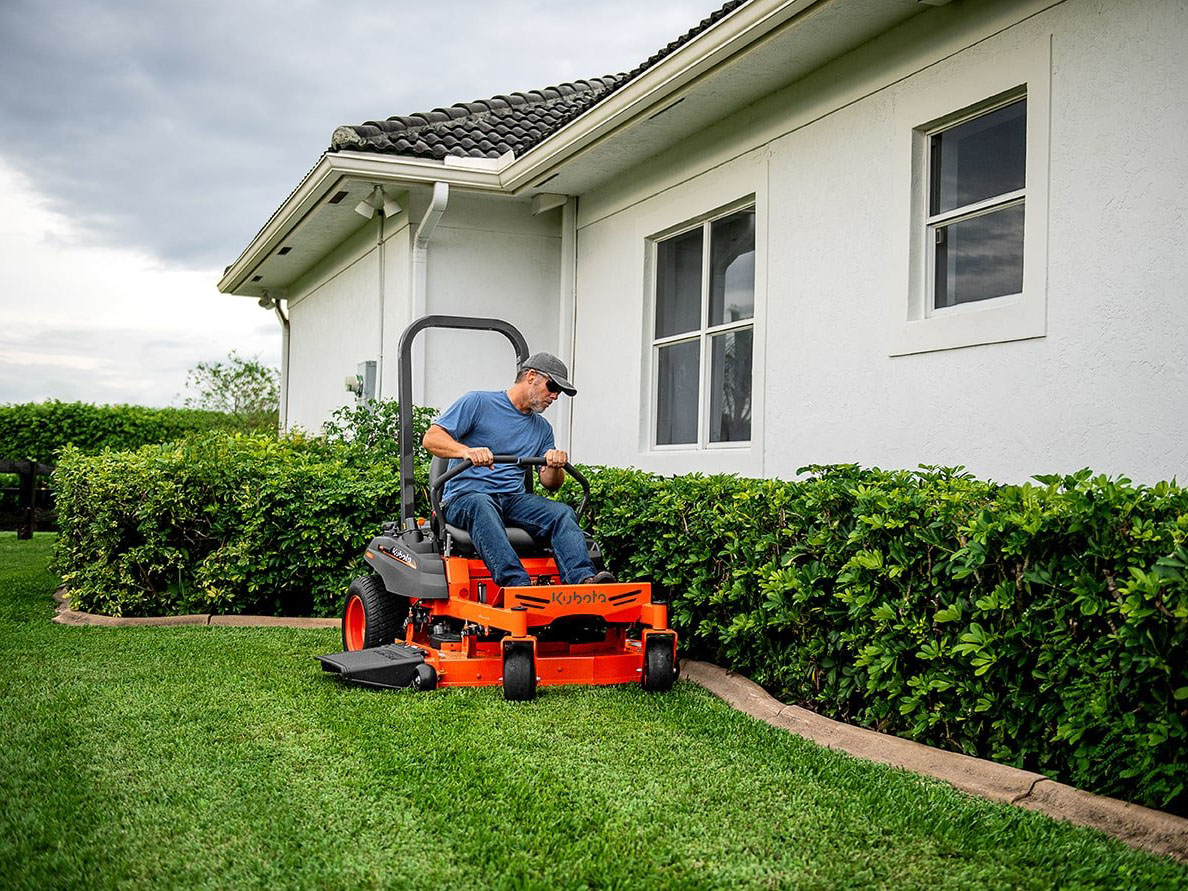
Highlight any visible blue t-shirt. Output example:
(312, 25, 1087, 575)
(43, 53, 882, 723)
(435, 390, 555, 503)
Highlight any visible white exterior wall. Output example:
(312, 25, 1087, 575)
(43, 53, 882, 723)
(420, 193, 562, 419)
(571, 0, 1188, 484)
(285, 191, 562, 434)
(286, 221, 390, 433)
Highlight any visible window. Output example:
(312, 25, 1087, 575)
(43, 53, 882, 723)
(889, 36, 1050, 356)
(927, 98, 1027, 310)
(652, 207, 755, 447)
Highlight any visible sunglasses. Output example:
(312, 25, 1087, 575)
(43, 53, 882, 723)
(536, 371, 563, 394)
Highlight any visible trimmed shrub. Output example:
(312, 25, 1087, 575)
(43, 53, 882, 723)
(52, 410, 435, 618)
(0, 401, 239, 464)
(573, 464, 1187, 814)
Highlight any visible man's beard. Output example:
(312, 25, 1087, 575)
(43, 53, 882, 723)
(528, 396, 551, 414)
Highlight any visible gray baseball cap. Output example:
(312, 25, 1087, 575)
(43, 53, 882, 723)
(519, 352, 577, 396)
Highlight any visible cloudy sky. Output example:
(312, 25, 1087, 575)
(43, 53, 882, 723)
(0, 0, 718, 407)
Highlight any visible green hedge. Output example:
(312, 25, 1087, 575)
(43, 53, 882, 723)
(574, 464, 1187, 814)
(0, 401, 238, 464)
(52, 396, 437, 617)
(52, 440, 1187, 812)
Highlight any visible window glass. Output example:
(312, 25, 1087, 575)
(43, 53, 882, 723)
(934, 204, 1025, 307)
(655, 228, 703, 338)
(930, 99, 1026, 215)
(656, 340, 700, 445)
(709, 209, 755, 326)
(708, 328, 753, 443)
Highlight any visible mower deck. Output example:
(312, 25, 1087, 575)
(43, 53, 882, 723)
(320, 573, 676, 692)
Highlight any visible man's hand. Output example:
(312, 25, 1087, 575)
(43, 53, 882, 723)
(423, 426, 494, 466)
(540, 449, 567, 491)
(464, 447, 494, 467)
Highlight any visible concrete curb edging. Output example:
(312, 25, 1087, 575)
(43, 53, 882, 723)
(51, 589, 339, 630)
(679, 660, 1188, 863)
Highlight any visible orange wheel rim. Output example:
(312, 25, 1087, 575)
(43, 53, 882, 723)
(344, 595, 366, 651)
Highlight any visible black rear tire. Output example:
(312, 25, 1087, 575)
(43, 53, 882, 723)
(341, 575, 408, 651)
(643, 636, 676, 692)
(503, 647, 537, 701)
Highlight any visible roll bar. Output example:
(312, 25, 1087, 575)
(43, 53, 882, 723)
(397, 315, 530, 529)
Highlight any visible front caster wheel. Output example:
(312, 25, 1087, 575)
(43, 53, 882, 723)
(642, 635, 676, 692)
(503, 647, 537, 701)
(411, 663, 437, 692)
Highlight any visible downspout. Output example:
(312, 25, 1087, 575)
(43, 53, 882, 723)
(375, 195, 385, 399)
(410, 181, 449, 404)
(260, 291, 290, 432)
(558, 197, 578, 451)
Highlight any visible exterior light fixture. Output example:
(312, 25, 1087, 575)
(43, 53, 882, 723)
(354, 196, 376, 219)
(354, 185, 402, 220)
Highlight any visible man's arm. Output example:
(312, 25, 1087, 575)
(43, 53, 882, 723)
(422, 424, 493, 467)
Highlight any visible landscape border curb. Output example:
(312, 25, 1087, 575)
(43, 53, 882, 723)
(51, 589, 338, 629)
(680, 660, 1188, 863)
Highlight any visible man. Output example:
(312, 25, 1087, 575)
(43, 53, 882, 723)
(422, 352, 615, 588)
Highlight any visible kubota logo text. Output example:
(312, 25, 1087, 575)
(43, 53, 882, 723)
(552, 590, 607, 606)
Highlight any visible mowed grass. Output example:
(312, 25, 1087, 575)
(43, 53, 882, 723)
(1, 534, 1185, 890)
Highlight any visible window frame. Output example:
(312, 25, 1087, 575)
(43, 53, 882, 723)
(889, 34, 1051, 356)
(649, 202, 756, 451)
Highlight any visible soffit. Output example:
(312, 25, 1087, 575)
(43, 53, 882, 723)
(515, 0, 927, 197)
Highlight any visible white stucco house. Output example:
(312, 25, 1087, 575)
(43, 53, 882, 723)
(219, 0, 1188, 485)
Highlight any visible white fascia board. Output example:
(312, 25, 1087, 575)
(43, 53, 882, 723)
(218, 151, 504, 295)
(498, 0, 822, 193)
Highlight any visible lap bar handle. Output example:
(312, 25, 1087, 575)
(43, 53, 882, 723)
(430, 455, 590, 521)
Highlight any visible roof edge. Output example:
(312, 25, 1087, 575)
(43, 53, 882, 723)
(217, 153, 505, 295)
(219, 0, 827, 293)
(499, 0, 823, 192)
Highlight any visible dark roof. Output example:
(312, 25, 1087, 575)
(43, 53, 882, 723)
(330, 0, 748, 161)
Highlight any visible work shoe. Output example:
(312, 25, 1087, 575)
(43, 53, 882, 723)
(580, 570, 616, 584)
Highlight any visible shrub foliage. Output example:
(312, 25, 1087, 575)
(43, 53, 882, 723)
(53, 401, 435, 619)
(575, 464, 1187, 814)
(0, 401, 238, 464)
(53, 437, 1186, 812)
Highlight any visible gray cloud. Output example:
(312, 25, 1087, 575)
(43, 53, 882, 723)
(0, 324, 280, 407)
(0, 0, 715, 269)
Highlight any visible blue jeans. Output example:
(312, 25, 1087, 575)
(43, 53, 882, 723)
(443, 492, 596, 587)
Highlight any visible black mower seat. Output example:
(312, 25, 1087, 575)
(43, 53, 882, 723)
(443, 523, 544, 555)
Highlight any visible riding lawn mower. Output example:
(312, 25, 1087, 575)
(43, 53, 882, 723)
(318, 315, 678, 701)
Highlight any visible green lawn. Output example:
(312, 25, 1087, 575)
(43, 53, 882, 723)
(2, 533, 1185, 890)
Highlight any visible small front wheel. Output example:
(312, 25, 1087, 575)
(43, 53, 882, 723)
(411, 663, 437, 692)
(502, 646, 537, 701)
(642, 635, 676, 693)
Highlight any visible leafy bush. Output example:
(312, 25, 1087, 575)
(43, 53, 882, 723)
(574, 464, 1187, 814)
(0, 401, 239, 464)
(53, 399, 436, 618)
(321, 399, 438, 465)
(182, 351, 279, 433)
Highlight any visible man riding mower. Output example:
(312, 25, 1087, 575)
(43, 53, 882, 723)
(319, 315, 678, 701)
